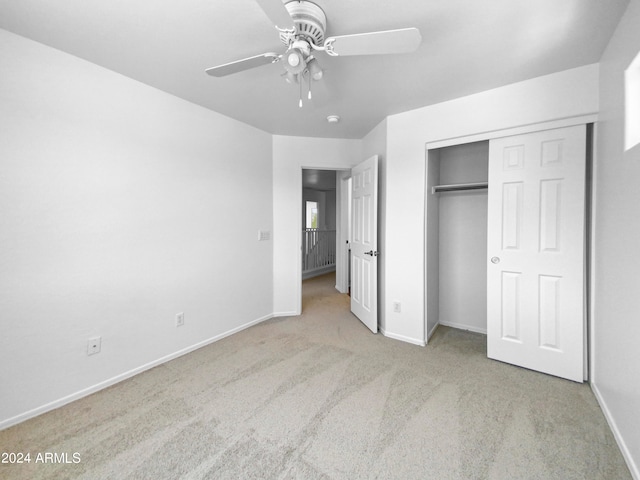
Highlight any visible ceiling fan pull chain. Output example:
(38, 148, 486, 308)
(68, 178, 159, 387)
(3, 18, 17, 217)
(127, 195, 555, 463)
(308, 70, 312, 100)
(299, 75, 303, 107)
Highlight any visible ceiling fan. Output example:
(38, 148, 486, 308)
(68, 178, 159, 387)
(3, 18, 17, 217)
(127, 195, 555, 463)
(205, 0, 422, 106)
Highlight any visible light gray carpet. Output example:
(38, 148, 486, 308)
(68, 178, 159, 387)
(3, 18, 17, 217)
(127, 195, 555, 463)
(0, 273, 631, 479)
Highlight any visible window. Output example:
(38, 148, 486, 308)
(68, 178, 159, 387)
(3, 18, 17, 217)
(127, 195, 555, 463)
(306, 201, 318, 229)
(625, 49, 640, 151)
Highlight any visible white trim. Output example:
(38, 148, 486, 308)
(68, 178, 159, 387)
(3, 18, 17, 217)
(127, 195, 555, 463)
(335, 285, 348, 294)
(425, 114, 598, 150)
(0, 313, 273, 431)
(381, 328, 426, 346)
(439, 321, 487, 335)
(336, 173, 352, 294)
(423, 146, 432, 345)
(272, 311, 297, 317)
(421, 152, 428, 345)
(589, 123, 599, 385)
(582, 123, 597, 382)
(426, 321, 439, 341)
(591, 383, 640, 480)
(302, 265, 336, 280)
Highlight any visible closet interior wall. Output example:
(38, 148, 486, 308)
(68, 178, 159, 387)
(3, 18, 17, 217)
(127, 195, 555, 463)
(426, 141, 489, 340)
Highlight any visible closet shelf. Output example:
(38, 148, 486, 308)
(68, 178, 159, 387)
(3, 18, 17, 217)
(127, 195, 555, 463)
(432, 181, 488, 194)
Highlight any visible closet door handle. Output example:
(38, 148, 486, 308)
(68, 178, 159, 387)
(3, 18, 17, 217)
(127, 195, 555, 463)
(490, 256, 500, 264)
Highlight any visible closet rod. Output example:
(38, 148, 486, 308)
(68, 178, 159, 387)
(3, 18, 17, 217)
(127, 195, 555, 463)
(432, 181, 488, 194)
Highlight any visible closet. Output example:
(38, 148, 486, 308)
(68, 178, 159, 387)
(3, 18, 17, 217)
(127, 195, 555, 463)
(425, 124, 589, 383)
(426, 140, 489, 338)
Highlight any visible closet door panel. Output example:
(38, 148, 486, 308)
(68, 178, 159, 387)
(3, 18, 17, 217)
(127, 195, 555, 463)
(539, 274, 561, 350)
(501, 182, 523, 250)
(487, 125, 586, 382)
(500, 271, 522, 342)
(539, 179, 562, 252)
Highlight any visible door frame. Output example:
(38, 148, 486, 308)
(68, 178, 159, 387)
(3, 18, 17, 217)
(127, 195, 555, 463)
(297, 166, 351, 313)
(423, 114, 597, 380)
(336, 173, 352, 294)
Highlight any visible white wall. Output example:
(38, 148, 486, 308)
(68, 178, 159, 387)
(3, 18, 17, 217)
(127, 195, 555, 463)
(325, 189, 337, 230)
(361, 119, 388, 330)
(272, 136, 361, 316)
(0, 29, 273, 427)
(384, 64, 599, 345)
(592, 0, 640, 476)
(437, 142, 489, 334)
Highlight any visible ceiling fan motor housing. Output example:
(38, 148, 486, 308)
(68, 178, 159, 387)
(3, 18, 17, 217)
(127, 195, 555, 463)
(280, 1, 327, 46)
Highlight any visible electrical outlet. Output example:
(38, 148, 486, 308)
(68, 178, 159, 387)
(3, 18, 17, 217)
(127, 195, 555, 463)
(87, 336, 101, 356)
(393, 302, 401, 313)
(176, 312, 185, 327)
(258, 230, 270, 241)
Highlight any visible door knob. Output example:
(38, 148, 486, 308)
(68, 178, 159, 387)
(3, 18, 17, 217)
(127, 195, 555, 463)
(491, 256, 500, 264)
(364, 250, 379, 256)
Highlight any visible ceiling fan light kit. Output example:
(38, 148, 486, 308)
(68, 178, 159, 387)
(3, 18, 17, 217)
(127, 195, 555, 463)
(205, 0, 422, 109)
(282, 70, 298, 84)
(307, 57, 323, 80)
(284, 47, 307, 75)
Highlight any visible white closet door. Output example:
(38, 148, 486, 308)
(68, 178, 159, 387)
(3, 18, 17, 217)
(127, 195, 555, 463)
(487, 125, 586, 382)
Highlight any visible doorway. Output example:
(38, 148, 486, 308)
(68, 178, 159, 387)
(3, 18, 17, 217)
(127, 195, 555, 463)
(300, 168, 351, 312)
(301, 169, 338, 282)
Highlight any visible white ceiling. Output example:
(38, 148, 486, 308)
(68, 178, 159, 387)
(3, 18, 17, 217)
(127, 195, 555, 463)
(0, 0, 629, 139)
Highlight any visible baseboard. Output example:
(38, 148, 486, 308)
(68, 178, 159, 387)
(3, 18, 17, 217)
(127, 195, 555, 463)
(380, 328, 426, 347)
(302, 265, 336, 280)
(590, 383, 640, 480)
(426, 321, 439, 341)
(272, 311, 298, 318)
(0, 313, 274, 431)
(335, 285, 348, 294)
(439, 320, 487, 335)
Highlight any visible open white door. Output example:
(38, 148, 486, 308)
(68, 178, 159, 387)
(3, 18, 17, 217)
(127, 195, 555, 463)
(487, 125, 586, 382)
(350, 155, 378, 333)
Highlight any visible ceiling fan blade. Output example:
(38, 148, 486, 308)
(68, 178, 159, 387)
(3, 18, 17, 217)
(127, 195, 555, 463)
(255, 0, 295, 31)
(205, 53, 280, 77)
(326, 27, 422, 56)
